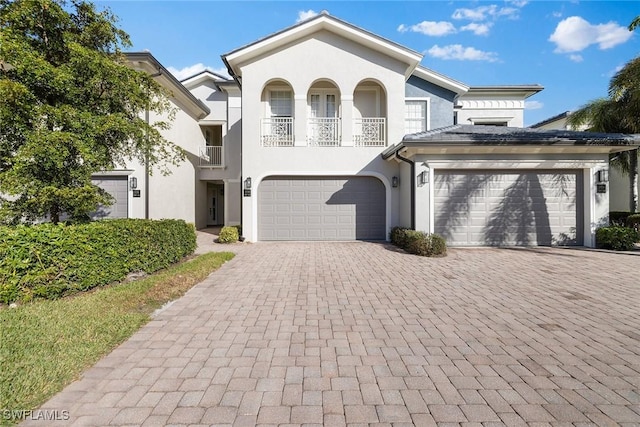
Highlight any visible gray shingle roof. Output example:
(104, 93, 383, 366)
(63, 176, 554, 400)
(403, 125, 638, 144)
(382, 125, 639, 159)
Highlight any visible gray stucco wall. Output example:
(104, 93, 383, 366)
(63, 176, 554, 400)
(405, 76, 456, 130)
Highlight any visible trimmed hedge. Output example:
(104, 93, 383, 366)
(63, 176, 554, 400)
(610, 211, 632, 227)
(626, 214, 640, 231)
(596, 226, 639, 251)
(0, 219, 196, 303)
(390, 227, 447, 257)
(217, 226, 239, 243)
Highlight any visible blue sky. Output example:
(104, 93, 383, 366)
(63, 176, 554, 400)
(97, 1, 639, 126)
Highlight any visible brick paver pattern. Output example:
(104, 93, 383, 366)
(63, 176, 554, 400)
(28, 243, 640, 426)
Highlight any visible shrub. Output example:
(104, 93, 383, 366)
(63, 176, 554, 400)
(596, 226, 639, 251)
(217, 226, 239, 243)
(626, 214, 640, 232)
(0, 219, 196, 303)
(232, 224, 243, 236)
(390, 226, 409, 247)
(610, 211, 632, 227)
(390, 227, 447, 257)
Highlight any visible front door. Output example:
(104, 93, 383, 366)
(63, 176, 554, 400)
(207, 184, 224, 226)
(209, 195, 218, 224)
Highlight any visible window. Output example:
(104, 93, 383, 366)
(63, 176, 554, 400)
(405, 100, 428, 134)
(269, 90, 292, 117)
(309, 92, 338, 118)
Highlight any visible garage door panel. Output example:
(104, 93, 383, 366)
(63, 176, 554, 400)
(91, 176, 128, 219)
(435, 170, 582, 246)
(259, 176, 385, 241)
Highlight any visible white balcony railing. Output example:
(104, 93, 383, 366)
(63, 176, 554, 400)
(308, 118, 341, 146)
(354, 117, 386, 147)
(261, 117, 294, 147)
(199, 146, 223, 167)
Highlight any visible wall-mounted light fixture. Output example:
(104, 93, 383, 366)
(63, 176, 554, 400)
(392, 176, 399, 188)
(129, 177, 138, 190)
(244, 177, 252, 189)
(597, 170, 609, 183)
(418, 171, 428, 185)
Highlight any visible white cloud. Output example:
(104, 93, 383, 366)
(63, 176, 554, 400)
(167, 63, 230, 81)
(426, 44, 499, 62)
(461, 22, 492, 36)
(296, 9, 319, 23)
(398, 20, 456, 36)
(549, 16, 632, 53)
(452, 5, 520, 21)
(552, 11, 563, 18)
(509, 0, 528, 7)
(569, 54, 583, 62)
(524, 100, 544, 110)
(604, 64, 624, 77)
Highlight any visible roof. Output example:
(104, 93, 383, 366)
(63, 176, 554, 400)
(411, 65, 469, 96)
(529, 111, 571, 129)
(462, 85, 544, 99)
(222, 12, 423, 83)
(125, 52, 210, 119)
(181, 70, 230, 87)
(382, 124, 640, 158)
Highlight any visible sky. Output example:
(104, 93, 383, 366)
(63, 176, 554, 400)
(95, 0, 640, 126)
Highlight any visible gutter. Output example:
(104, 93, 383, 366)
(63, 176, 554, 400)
(221, 54, 241, 88)
(395, 149, 415, 230)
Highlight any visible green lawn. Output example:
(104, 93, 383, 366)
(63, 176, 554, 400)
(0, 251, 234, 420)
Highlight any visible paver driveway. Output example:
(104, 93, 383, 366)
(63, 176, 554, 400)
(28, 243, 640, 426)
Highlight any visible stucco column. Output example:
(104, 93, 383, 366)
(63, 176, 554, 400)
(294, 95, 307, 146)
(414, 164, 430, 233)
(341, 96, 354, 147)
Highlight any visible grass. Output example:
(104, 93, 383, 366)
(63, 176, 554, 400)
(0, 251, 234, 420)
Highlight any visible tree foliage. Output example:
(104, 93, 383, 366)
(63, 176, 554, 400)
(0, 0, 182, 224)
(567, 43, 640, 212)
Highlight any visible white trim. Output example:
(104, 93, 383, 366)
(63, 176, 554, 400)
(467, 116, 513, 126)
(91, 170, 135, 176)
(424, 159, 607, 170)
(251, 171, 392, 241)
(199, 119, 227, 126)
(412, 66, 469, 95)
(225, 15, 422, 79)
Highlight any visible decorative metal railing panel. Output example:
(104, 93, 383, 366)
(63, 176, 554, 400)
(261, 117, 294, 147)
(354, 117, 386, 147)
(308, 118, 341, 147)
(199, 146, 223, 167)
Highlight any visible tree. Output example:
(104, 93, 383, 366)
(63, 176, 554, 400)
(0, 0, 181, 224)
(568, 55, 640, 212)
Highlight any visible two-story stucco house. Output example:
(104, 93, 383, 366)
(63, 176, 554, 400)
(99, 13, 639, 247)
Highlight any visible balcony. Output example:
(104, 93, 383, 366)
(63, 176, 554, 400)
(354, 117, 386, 147)
(199, 146, 223, 167)
(308, 118, 341, 147)
(261, 117, 294, 147)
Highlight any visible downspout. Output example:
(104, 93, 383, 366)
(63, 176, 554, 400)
(395, 149, 415, 230)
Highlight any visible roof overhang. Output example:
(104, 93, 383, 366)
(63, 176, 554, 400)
(222, 13, 423, 83)
(460, 85, 544, 100)
(412, 65, 469, 96)
(181, 70, 231, 89)
(125, 52, 210, 120)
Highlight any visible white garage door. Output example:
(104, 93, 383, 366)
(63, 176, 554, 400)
(91, 176, 128, 219)
(259, 176, 385, 241)
(434, 170, 582, 246)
